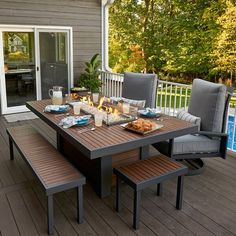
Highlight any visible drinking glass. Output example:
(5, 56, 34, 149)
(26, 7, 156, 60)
(73, 102, 82, 115)
(92, 93, 99, 103)
(94, 112, 103, 127)
(122, 103, 130, 114)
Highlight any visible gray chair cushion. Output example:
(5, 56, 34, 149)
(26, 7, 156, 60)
(188, 79, 226, 133)
(122, 72, 158, 108)
(156, 134, 220, 155)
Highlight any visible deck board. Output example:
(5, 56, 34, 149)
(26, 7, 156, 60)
(0, 115, 236, 235)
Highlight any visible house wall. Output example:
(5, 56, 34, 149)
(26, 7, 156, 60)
(0, 0, 101, 84)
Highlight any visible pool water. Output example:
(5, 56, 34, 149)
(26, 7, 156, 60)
(227, 116, 235, 150)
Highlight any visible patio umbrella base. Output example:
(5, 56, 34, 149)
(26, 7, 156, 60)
(178, 159, 205, 176)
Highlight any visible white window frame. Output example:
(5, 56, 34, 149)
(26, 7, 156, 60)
(101, 0, 115, 71)
(0, 24, 73, 114)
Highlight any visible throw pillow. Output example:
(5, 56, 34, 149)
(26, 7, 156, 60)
(122, 97, 146, 108)
(176, 110, 201, 130)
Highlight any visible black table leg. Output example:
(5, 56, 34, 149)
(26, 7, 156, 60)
(133, 190, 141, 230)
(116, 177, 122, 212)
(139, 145, 149, 160)
(93, 155, 112, 198)
(56, 132, 63, 152)
(9, 137, 14, 160)
(168, 138, 174, 157)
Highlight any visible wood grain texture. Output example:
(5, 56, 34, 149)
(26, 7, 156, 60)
(7, 125, 84, 189)
(27, 99, 198, 159)
(0, 115, 236, 235)
(116, 154, 185, 183)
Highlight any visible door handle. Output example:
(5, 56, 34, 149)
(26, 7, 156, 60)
(36, 66, 39, 71)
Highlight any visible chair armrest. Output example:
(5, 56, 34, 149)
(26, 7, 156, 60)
(198, 131, 227, 137)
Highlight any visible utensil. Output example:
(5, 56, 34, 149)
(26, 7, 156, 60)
(54, 113, 70, 118)
(157, 118, 168, 122)
(77, 127, 96, 134)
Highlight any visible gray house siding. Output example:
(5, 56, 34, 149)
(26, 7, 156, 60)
(0, 0, 101, 84)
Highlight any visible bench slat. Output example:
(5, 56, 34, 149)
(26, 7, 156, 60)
(7, 125, 85, 192)
(116, 154, 186, 184)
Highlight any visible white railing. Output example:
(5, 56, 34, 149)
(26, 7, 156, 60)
(101, 70, 236, 152)
(156, 81, 191, 116)
(101, 71, 191, 116)
(101, 71, 124, 97)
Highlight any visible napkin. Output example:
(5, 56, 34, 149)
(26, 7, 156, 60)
(59, 115, 91, 128)
(44, 105, 69, 113)
(138, 108, 161, 116)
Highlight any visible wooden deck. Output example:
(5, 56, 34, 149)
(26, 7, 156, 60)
(0, 115, 236, 236)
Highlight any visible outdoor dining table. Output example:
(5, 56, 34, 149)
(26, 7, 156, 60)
(26, 99, 198, 198)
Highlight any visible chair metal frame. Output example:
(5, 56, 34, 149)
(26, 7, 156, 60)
(155, 87, 233, 175)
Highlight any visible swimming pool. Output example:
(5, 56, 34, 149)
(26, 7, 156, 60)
(227, 115, 235, 150)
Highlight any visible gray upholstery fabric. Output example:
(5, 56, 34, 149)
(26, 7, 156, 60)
(176, 110, 201, 130)
(122, 72, 158, 108)
(121, 97, 146, 108)
(188, 79, 227, 132)
(156, 134, 220, 155)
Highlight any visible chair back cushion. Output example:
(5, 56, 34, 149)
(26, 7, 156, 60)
(188, 79, 227, 132)
(122, 72, 158, 108)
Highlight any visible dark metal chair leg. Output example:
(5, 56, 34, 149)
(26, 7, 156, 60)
(157, 183, 163, 196)
(133, 190, 141, 230)
(47, 195, 54, 235)
(116, 176, 122, 212)
(176, 175, 184, 210)
(77, 186, 83, 224)
(9, 137, 14, 160)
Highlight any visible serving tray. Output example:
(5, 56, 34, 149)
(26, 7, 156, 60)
(121, 122, 163, 135)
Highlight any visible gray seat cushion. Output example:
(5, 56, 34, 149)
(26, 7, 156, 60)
(122, 72, 158, 108)
(155, 134, 220, 155)
(188, 79, 226, 133)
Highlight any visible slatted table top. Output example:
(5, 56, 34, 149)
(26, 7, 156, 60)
(26, 100, 198, 159)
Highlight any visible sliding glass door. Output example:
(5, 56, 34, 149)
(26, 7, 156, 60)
(36, 29, 71, 100)
(0, 26, 72, 114)
(0, 29, 36, 113)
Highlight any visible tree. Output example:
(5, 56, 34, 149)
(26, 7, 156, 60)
(213, 3, 236, 83)
(109, 0, 229, 81)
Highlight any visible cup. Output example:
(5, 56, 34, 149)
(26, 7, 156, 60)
(73, 102, 82, 115)
(64, 93, 71, 104)
(92, 93, 99, 103)
(130, 106, 138, 117)
(122, 103, 130, 114)
(94, 112, 103, 127)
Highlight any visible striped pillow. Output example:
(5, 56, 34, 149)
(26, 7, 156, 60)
(121, 97, 146, 108)
(176, 110, 201, 130)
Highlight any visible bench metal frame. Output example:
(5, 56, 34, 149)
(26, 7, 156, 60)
(7, 126, 85, 235)
(114, 159, 188, 230)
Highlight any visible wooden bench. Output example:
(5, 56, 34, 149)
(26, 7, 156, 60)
(113, 154, 188, 230)
(7, 125, 86, 235)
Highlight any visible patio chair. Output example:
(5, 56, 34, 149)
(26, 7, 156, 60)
(153, 78, 233, 175)
(122, 72, 158, 108)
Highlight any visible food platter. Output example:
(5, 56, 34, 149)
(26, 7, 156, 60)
(121, 119, 163, 135)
